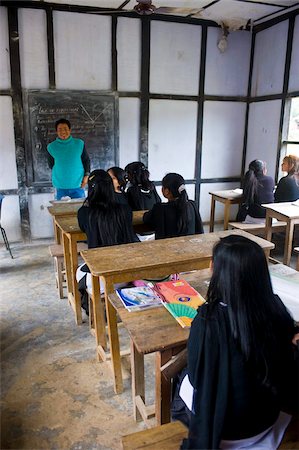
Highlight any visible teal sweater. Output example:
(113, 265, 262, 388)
(47, 136, 85, 189)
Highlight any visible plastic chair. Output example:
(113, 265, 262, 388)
(0, 195, 13, 258)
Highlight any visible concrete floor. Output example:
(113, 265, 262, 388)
(1, 230, 298, 449)
(0, 241, 153, 450)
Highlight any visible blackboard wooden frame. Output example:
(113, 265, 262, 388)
(23, 90, 119, 186)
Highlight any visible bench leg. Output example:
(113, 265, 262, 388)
(56, 256, 64, 299)
(283, 221, 294, 266)
(155, 349, 173, 425)
(131, 340, 145, 422)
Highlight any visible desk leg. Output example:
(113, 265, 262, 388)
(283, 220, 294, 266)
(92, 275, 107, 355)
(70, 236, 82, 325)
(155, 349, 172, 425)
(209, 196, 216, 233)
(265, 212, 273, 243)
(131, 339, 145, 422)
(223, 201, 230, 230)
(62, 233, 73, 295)
(104, 278, 123, 394)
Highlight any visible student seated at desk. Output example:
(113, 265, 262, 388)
(107, 166, 129, 206)
(143, 173, 204, 239)
(125, 161, 161, 211)
(76, 169, 139, 313)
(275, 155, 299, 202)
(236, 159, 274, 223)
(175, 235, 298, 450)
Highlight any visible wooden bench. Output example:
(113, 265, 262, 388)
(229, 221, 287, 235)
(48, 242, 87, 299)
(121, 417, 299, 450)
(294, 247, 299, 271)
(121, 421, 188, 450)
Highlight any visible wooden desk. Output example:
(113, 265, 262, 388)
(48, 203, 83, 243)
(81, 230, 274, 395)
(263, 202, 299, 266)
(109, 269, 210, 426)
(55, 211, 149, 325)
(209, 190, 243, 232)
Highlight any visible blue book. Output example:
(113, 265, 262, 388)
(116, 286, 162, 311)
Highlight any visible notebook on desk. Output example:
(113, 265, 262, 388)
(154, 279, 206, 328)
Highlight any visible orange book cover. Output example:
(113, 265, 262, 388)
(154, 279, 205, 328)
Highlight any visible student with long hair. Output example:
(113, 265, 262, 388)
(125, 161, 161, 210)
(107, 166, 128, 205)
(76, 169, 138, 313)
(143, 173, 203, 239)
(236, 159, 274, 222)
(177, 235, 297, 449)
(275, 154, 299, 202)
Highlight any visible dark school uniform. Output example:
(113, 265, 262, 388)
(127, 185, 161, 211)
(143, 200, 204, 240)
(275, 175, 299, 202)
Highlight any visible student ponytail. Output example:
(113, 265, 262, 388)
(125, 162, 154, 191)
(162, 173, 190, 235)
(243, 159, 265, 206)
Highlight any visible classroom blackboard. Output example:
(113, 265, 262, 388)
(24, 90, 119, 185)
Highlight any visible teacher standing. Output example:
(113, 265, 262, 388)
(47, 118, 90, 200)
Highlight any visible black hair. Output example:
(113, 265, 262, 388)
(125, 162, 154, 191)
(243, 159, 265, 206)
(207, 235, 294, 390)
(162, 172, 191, 235)
(85, 169, 136, 246)
(55, 118, 71, 130)
(107, 166, 127, 193)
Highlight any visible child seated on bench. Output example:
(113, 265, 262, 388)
(76, 170, 139, 314)
(236, 159, 274, 223)
(175, 235, 298, 449)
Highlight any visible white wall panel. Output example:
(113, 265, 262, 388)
(0, 7, 11, 89)
(205, 29, 251, 96)
(0, 97, 18, 190)
(117, 18, 141, 92)
(251, 21, 288, 97)
(28, 194, 54, 239)
(150, 21, 201, 95)
(246, 100, 282, 178)
(148, 100, 197, 180)
(199, 182, 240, 223)
(0, 196, 21, 242)
(18, 9, 49, 89)
(155, 183, 195, 202)
(289, 16, 299, 92)
(119, 98, 140, 168)
(201, 101, 246, 178)
(54, 12, 111, 90)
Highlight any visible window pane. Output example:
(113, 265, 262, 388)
(287, 97, 299, 141)
(286, 143, 299, 157)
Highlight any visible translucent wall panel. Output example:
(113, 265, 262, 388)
(205, 29, 251, 97)
(54, 12, 111, 90)
(150, 22, 201, 95)
(18, 9, 49, 89)
(199, 182, 240, 223)
(28, 194, 54, 239)
(119, 98, 140, 168)
(0, 196, 21, 242)
(289, 16, 299, 92)
(246, 100, 282, 178)
(251, 21, 288, 97)
(117, 18, 141, 92)
(0, 97, 18, 190)
(201, 101, 246, 178)
(148, 100, 198, 180)
(0, 8, 11, 89)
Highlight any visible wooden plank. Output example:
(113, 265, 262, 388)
(122, 421, 188, 450)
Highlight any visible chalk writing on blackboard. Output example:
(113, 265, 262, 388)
(24, 91, 118, 184)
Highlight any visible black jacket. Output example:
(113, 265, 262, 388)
(182, 301, 297, 449)
(275, 175, 299, 202)
(127, 185, 161, 211)
(143, 200, 204, 240)
(243, 174, 274, 218)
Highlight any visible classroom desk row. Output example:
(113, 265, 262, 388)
(50, 210, 149, 324)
